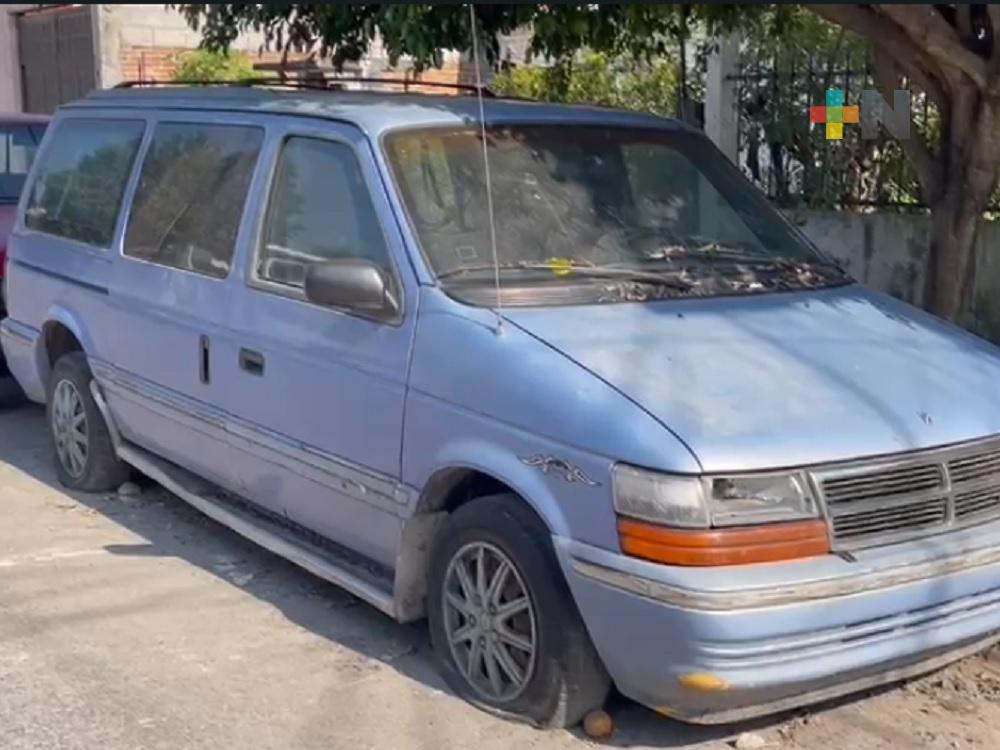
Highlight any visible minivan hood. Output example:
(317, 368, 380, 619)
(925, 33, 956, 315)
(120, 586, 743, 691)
(504, 284, 1000, 472)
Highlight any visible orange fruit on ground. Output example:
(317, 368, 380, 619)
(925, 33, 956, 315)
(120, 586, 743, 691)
(582, 709, 613, 740)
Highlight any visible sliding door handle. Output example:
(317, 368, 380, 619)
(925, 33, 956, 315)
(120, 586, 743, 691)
(199, 335, 210, 384)
(239, 348, 265, 376)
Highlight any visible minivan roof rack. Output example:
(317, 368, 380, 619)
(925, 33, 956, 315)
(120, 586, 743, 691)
(114, 75, 497, 97)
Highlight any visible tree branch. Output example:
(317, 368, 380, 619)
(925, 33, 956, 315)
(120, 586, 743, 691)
(987, 6, 1000, 86)
(807, 4, 948, 106)
(989, 5, 1000, 53)
(956, 5, 974, 45)
(878, 5, 987, 89)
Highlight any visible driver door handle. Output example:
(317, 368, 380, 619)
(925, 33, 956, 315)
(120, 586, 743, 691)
(239, 348, 265, 376)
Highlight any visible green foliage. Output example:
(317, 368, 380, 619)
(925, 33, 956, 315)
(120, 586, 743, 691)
(492, 54, 678, 117)
(171, 4, 767, 71)
(734, 6, 927, 209)
(171, 49, 256, 82)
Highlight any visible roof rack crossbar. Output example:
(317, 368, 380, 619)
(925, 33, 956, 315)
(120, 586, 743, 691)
(113, 75, 496, 97)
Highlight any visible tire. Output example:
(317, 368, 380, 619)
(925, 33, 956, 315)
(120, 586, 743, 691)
(428, 494, 610, 728)
(46, 351, 129, 492)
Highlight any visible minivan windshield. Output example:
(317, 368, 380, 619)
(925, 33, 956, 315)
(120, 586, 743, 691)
(0, 122, 46, 204)
(385, 125, 846, 304)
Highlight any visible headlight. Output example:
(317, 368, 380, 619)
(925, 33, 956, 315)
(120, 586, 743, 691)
(613, 465, 709, 528)
(709, 474, 817, 526)
(613, 465, 818, 529)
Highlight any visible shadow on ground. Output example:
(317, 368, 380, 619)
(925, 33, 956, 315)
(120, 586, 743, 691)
(0, 393, 909, 748)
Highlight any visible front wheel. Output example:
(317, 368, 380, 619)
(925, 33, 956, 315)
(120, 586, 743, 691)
(427, 494, 610, 727)
(47, 352, 129, 491)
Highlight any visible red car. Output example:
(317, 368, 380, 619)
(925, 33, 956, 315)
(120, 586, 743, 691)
(1, 113, 48, 376)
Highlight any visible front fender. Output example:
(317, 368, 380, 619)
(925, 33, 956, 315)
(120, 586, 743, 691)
(421, 439, 577, 537)
(403, 390, 620, 551)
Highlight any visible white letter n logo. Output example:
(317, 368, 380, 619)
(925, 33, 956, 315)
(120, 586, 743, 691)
(861, 90, 911, 140)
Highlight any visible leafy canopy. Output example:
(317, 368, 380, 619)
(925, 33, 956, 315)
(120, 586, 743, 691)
(173, 4, 779, 71)
(492, 53, 680, 118)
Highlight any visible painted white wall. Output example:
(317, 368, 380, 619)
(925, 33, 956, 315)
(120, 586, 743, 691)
(0, 5, 34, 112)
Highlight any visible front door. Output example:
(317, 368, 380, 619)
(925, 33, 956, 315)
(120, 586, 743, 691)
(221, 122, 417, 568)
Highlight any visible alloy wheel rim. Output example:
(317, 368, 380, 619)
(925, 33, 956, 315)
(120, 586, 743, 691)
(52, 379, 88, 478)
(443, 541, 537, 702)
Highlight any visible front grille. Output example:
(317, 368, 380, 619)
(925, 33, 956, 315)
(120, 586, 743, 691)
(815, 437, 1000, 548)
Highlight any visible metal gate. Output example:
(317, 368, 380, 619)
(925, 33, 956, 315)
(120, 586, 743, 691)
(18, 6, 97, 114)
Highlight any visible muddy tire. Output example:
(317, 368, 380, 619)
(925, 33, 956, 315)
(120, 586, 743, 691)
(428, 494, 610, 727)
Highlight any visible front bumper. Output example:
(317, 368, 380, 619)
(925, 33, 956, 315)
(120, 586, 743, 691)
(556, 518, 1000, 723)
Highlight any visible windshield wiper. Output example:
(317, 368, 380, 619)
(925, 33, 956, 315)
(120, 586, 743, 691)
(436, 261, 692, 289)
(642, 243, 844, 273)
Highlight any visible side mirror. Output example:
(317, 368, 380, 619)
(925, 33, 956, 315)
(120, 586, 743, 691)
(303, 259, 399, 319)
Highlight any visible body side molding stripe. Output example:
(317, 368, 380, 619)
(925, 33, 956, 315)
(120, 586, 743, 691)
(90, 359, 413, 514)
(12, 258, 109, 295)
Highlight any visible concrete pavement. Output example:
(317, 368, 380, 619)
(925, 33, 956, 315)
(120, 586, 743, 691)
(2, 399, 1000, 749)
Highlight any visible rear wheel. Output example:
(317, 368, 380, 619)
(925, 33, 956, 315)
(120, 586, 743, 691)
(428, 494, 610, 727)
(47, 352, 128, 491)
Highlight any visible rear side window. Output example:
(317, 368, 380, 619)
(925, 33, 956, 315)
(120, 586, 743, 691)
(24, 119, 143, 248)
(124, 122, 263, 279)
(0, 122, 45, 203)
(257, 137, 391, 289)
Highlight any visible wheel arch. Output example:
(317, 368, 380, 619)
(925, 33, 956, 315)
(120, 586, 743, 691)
(394, 449, 573, 623)
(39, 306, 94, 388)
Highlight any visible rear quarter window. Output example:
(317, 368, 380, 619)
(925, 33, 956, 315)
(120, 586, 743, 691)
(24, 118, 144, 248)
(0, 122, 45, 204)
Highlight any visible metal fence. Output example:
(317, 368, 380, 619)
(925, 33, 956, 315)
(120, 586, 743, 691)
(727, 54, 935, 211)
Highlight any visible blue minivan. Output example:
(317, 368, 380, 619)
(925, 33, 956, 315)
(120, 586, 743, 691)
(5, 84, 1000, 727)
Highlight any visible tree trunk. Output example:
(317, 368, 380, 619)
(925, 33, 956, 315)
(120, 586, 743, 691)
(925, 189, 984, 321)
(924, 95, 1000, 323)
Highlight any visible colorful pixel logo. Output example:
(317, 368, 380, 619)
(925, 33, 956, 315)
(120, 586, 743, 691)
(809, 90, 859, 140)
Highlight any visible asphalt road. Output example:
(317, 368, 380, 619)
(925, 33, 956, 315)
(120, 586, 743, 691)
(2, 393, 1000, 749)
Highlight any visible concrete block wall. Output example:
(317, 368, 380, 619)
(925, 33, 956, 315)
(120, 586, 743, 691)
(789, 209, 1000, 342)
(102, 6, 477, 89)
(97, 4, 273, 87)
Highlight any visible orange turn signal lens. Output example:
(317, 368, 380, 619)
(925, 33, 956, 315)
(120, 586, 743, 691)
(617, 518, 830, 566)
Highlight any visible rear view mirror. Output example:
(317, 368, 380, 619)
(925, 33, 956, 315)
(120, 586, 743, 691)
(304, 259, 400, 320)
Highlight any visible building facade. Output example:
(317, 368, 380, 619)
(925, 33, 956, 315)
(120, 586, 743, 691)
(1, 4, 484, 115)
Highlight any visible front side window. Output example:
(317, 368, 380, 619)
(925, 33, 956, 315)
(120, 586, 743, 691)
(0, 122, 46, 204)
(124, 122, 263, 278)
(24, 119, 143, 247)
(385, 125, 847, 305)
(257, 136, 391, 289)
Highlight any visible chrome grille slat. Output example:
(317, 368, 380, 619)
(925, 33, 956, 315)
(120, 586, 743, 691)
(827, 492, 949, 517)
(833, 502, 947, 536)
(954, 487, 1000, 519)
(833, 499, 946, 524)
(822, 464, 941, 486)
(948, 451, 1000, 483)
(814, 436, 1000, 549)
(822, 465, 943, 503)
